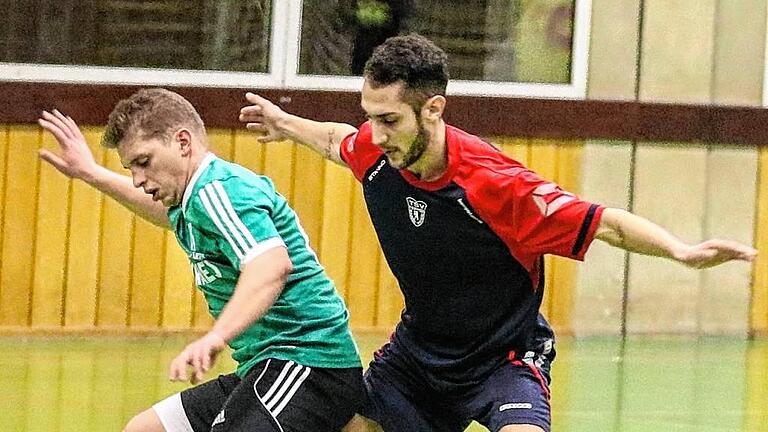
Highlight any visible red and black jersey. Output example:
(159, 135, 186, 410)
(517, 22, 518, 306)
(340, 122, 603, 384)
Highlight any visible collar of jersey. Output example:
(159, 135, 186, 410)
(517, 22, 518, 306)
(181, 152, 217, 213)
(399, 125, 461, 191)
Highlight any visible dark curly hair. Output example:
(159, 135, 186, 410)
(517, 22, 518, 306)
(363, 34, 449, 110)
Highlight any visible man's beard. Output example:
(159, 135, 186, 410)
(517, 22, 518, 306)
(398, 123, 429, 169)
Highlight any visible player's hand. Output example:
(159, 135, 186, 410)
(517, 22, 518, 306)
(239, 92, 288, 143)
(674, 239, 757, 269)
(37, 110, 102, 182)
(169, 331, 227, 384)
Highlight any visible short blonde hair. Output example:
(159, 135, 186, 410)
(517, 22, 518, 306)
(102, 88, 205, 148)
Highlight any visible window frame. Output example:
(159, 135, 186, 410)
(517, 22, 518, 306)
(0, 0, 591, 99)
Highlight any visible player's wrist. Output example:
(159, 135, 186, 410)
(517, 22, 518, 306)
(206, 329, 228, 346)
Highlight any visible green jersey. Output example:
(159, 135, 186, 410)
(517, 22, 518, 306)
(168, 154, 360, 377)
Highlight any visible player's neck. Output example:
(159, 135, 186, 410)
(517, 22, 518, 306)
(410, 121, 447, 182)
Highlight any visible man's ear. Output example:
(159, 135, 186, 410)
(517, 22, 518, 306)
(422, 95, 446, 122)
(176, 129, 192, 156)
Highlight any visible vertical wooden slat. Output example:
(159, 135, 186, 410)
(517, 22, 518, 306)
(291, 145, 326, 248)
(162, 235, 195, 329)
(751, 146, 768, 335)
(64, 127, 105, 327)
(0, 127, 7, 292)
(31, 131, 71, 327)
(628, 144, 707, 333)
(192, 289, 214, 329)
(0, 126, 40, 326)
(261, 140, 295, 202)
(346, 183, 381, 329)
(528, 140, 559, 320)
(232, 130, 265, 174)
(97, 151, 134, 327)
(129, 220, 166, 328)
(318, 163, 355, 300)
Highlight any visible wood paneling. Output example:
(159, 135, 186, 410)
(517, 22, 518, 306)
(1, 123, 764, 336)
(0, 126, 40, 326)
(752, 146, 768, 335)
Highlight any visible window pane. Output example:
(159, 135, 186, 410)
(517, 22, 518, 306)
(298, 0, 574, 83)
(0, 0, 272, 73)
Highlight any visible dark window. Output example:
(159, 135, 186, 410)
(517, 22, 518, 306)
(0, 0, 272, 73)
(298, 0, 574, 83)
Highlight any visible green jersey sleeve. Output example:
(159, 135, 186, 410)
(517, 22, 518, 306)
(190, 178, 285, 269)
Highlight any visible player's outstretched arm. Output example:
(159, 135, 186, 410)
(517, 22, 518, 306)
(168, 246, 291, 384)
(594, 207, 757, 269)
(239, 92, 357, 166)
(38, 110, 170, 228)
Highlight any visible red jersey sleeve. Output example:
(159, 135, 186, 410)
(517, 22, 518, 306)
(339, 122, 384, 182)
(460, 166, 603, 271)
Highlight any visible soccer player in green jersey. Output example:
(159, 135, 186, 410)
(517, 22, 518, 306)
(38, 88, 363, 432)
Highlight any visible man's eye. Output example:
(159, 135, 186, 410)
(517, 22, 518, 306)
(136, 159, 149, 167)
(382, 118, 397, 125)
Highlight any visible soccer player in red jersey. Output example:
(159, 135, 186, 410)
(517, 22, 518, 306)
(240, 34, 756, 432)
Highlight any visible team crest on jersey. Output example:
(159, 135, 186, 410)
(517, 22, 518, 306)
(406, 197, 427, 227)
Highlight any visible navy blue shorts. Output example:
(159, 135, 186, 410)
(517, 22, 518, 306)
(361, 343, 553, 432)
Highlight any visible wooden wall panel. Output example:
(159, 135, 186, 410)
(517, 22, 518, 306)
(640, 0, 716, 104)
(291, 145, 325, 248)
(129, 221, 166, 328)
(0, 126, 40, 326)
(261, 140, 295, 202)
(162, 234, 194, 329)
(318, 163, 355, 300)
(96, 152, 134, 327)
(587, 0, 641, 100)
(572, 141, 632, 335)
(64, 128, 105, 327)
(31, 131, 71, 327)
(627, 144, 708, 333)
(346, 183, 381, 329)
(699, 147, 757, 335)
(752, 146, 768, 335)
(0, 122, 761, 336)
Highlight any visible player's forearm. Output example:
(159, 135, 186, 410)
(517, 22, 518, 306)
(210, 248, 291, 343)
(86, 165, 170, 228)
(275, 113, 357, 166)
(594, 208, 689, 261)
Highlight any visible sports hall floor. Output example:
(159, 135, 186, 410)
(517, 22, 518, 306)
(0, 333, 765, 431)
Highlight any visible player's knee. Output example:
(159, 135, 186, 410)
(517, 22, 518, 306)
(123, 408, 165, 432)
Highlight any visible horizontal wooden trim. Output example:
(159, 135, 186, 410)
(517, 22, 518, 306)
(2, 82, 768, 145)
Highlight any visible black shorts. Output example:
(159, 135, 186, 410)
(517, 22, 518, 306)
(153, 358, 364, 432)
(361, 341, 553, 432)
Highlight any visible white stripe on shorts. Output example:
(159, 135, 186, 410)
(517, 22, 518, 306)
(153, 393, 195, 432)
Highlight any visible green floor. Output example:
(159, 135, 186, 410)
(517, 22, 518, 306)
(0, 334, 766, 431)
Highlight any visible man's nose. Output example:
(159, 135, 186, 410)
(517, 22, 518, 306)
(371, 126, 387, 147)
(131, 170, 145, 189)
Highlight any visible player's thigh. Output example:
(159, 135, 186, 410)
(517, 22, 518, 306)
(149, 373, 240, 432)
(470, 359, 552, 432)
(362, 365, 466, 432)
(124, 407, 165, 432)
(214, 358, 364, 432)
